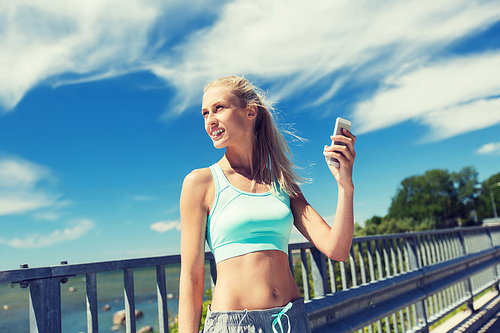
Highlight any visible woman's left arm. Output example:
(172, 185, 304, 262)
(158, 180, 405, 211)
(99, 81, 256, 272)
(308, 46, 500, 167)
(291, 129, 356, 261)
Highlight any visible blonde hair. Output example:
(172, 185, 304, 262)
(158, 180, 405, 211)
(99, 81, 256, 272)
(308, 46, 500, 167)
(204, 75, 305, 198)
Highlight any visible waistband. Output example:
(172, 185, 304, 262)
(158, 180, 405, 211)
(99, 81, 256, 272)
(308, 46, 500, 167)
(205, 298, 306, 326)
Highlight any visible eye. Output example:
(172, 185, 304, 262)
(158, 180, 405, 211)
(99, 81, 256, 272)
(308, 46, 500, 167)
(215, 105, 223, 112)
(202, 110, 209, 118)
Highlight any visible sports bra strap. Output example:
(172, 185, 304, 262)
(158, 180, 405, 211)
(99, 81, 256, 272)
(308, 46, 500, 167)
(210, 164, 230, 190)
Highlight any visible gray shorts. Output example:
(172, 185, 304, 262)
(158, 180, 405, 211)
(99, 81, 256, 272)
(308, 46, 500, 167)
(201, 298, 311, 333)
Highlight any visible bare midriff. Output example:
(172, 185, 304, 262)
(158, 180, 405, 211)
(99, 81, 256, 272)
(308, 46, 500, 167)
(210, 250, 301, 311)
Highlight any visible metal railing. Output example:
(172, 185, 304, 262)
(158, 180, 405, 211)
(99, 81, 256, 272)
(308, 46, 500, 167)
(1, 225, 500, 333)
(298, 225, 500, 332)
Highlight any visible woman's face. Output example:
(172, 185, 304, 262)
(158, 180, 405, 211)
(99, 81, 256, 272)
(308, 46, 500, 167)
(202, 87, 253, 149)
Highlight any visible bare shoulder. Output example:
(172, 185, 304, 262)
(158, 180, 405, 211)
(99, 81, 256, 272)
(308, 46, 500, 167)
(182, 167, 213, 190)
(181, 167, 214, 209)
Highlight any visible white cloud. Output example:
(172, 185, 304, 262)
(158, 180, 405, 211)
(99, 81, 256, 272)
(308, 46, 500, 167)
(152, 0, 500, 117)
(0, 219, 95, 248)
(33, 212, 61, 221)
(353, 52, 500, 139)
(477, 142, 500, 155)
(0, 0, 216, 111)
(0, 1, 157, 110)
(134, 195, 159, 201)
(418, 97, 500, 142)
(0, 157, 54, 188)
(150, 220, 181, 233)
(2, 0, 500, 143)
(0, 193, 60, 216)
(0, 157, 62, 216)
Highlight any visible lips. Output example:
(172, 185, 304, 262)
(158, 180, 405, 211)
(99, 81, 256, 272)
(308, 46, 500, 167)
(211, 128, 225, 139)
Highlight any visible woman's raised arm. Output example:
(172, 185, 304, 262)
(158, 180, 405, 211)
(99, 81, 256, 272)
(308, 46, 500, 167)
(292, 129, 356, 261)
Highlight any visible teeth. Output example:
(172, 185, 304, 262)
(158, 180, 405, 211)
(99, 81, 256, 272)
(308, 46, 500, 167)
(212, 129, 224, 136)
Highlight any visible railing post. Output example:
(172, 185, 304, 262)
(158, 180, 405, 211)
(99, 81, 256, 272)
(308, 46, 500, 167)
(86, 272, 99, 333)
(310, 248, 329, 297)
(301, 249, 311, 300)
(288, 248, 294, 278)
(458, 230, 467, 256)
(156, 265, 169, 333)
(458, 230, 475, 312)
(124, 268, 136, 333)
(209, 257, 217, 293)
(406, 235, 428, 332)
(29, 277, 62, 333)
(349, 246, 358, 287)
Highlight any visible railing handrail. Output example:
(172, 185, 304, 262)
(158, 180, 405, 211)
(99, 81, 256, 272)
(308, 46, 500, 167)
(0, 254, 184, 284)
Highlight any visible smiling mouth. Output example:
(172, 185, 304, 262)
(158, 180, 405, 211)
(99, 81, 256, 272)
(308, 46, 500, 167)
(211, 128, 225, 138)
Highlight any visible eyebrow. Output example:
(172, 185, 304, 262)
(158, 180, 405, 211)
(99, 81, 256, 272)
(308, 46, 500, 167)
(201, 99, 225, 112)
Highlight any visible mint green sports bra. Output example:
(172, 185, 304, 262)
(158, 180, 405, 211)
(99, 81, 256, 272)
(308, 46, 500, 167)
(206, 163, 294, 264)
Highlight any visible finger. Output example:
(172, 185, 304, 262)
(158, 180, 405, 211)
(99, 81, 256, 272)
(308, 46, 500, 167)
(330, 136, 353, 149)
(342, 128, 356, 141)
(330, 132, 356, 157)
(324, 153, 341, 170)
(325, 142, 351, 157)
(332, 130, 356, 143)
(336, 146, 355, 164)
(335, 150, 356, 170)
(324, 146, 354, 164)
(324, 153, 351, 172)
(327, 139, 354, 157)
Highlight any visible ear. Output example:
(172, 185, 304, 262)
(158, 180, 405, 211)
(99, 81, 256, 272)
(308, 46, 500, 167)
(247, 104, 258, 120)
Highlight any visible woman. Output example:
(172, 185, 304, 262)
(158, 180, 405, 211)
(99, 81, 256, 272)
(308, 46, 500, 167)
(179, 75, 356, 333)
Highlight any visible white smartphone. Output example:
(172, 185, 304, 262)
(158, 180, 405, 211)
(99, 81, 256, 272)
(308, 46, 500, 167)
(328, 117, 351, 167)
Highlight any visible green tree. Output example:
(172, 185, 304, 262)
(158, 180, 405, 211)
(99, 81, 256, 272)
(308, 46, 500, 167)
(356, 216, 434, 236)
(476, 172, 500, 222)
(453, 167, 479, 206)
(387, 167, 481, 228)
(452, 166, 480, 225)
(388, 168, 460, 228)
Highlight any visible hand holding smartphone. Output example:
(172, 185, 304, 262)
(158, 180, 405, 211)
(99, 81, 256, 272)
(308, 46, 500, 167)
(328, 117, 351, 167)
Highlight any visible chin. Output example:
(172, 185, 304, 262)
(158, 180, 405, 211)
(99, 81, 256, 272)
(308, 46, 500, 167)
(212, 141, 226, 149)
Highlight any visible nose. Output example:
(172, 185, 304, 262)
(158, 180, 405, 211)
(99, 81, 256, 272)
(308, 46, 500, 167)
(205, 113, 218, 134)
(206, 112, 217, 126)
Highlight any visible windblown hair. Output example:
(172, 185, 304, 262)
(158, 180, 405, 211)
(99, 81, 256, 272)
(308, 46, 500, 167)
(204, 75, 305, 198)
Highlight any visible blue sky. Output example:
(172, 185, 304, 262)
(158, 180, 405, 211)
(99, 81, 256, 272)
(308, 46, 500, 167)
(1, 0, 500, 271)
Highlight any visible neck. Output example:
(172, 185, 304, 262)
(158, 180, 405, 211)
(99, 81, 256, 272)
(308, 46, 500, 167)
(224, 151, 253, 177)
(220, 137, 258, 179)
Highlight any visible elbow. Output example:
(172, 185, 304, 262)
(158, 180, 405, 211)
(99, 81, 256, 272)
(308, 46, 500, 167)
(324, 244, 351, 262)
(327, 252, 349, 262)
(180, 272, 204, 286)
(334, 253, 349, 262)
(179, 270, 205, 301)
(180, 263, 205, 288)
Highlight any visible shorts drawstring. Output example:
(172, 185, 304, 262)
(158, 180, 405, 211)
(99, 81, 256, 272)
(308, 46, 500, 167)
(271, 302, 293, 333)
(203, 298, 310, 333)
(237, 308, 248, 332)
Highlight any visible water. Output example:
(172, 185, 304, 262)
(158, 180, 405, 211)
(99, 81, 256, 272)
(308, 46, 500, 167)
(0, 264, 212, 332)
